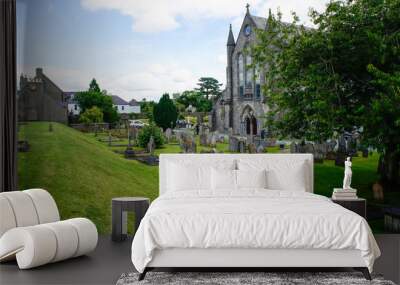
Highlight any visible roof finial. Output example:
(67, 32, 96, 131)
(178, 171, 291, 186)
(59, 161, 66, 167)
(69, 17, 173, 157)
(246, 3, 250, 13)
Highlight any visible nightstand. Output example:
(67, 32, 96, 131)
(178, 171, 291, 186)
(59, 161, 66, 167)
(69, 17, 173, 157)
(331, 198, 366, 219)
(111, 197, 150, 242)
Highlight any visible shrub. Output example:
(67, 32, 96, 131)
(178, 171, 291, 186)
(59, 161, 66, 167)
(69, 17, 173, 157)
(79, 106, 103, 124)
(137, 124, 164, 148)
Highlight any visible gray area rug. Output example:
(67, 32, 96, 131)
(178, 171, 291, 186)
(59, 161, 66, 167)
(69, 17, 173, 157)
(116, 272, 396, 285)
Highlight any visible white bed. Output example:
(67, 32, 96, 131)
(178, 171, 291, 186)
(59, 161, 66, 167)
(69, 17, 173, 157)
(131, 154, 380, 280)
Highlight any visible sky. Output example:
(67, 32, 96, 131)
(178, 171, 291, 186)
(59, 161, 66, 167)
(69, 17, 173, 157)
(16, 0, 329, 102)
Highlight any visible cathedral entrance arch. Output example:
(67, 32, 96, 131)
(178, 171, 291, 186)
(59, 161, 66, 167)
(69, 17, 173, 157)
(241, 105, 257, 136)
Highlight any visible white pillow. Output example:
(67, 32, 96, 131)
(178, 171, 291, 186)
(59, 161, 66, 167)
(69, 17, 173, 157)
(167, 162, 211, 191)
(236, 169, 267, 189)
(211, 168, 236, 191)
(265, 162, 307, 191)
(237, 159, 308, 191)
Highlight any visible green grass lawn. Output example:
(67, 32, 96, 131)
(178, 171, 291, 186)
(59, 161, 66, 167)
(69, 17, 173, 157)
(18, 122, 394, 234)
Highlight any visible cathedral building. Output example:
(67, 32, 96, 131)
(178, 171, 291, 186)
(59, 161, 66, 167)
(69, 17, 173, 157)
(212, 6, 268, 136)
(18, 68, 68, 123)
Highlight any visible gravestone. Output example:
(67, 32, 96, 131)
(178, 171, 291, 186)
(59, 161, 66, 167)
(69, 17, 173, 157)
(314, 143, 327, 163)
(238, 140, 246, 153)
(335, 135, 347, 166)
(248, 143, 256, 153)
(257, 145, 266, 153)
(290, 142, 298, 154)
(180, 133, 196, 153)
(229, 136, 239, 152)
(199, 125, 209, 146)
(147, 136, 155, 155)
(164, 128, 172, 143)
(209, 133, 217, 148)
(124, 146, 135, 158)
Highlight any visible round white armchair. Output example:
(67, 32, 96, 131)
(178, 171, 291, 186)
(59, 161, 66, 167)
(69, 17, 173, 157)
(0, 189, 98, 269)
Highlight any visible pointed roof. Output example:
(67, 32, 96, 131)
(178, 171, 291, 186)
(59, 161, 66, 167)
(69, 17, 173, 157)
(110, 95, 129, 105)
(129, 98, 140, 106)
(227, 24, 235, 46)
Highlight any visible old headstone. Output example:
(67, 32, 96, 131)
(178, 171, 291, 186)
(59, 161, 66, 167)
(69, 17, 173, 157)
(229, 136, 239, 152)
(238, 140, 246, 153)
(248, 143, 257, 153)
(180, 133, 196, 153)
(256, 145, 265, 153)
(314, 143, 327, 163)
(147, 136, 155, 155)
(335, 135, 347, 166)
(164, 128, 172, 143)
(290, 142, 298, 153)
(199, 125, 209, 146)
(209, 133, 217, 148)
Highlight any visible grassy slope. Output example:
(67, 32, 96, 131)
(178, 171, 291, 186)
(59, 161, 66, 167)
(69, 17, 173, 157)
(18, 122, 159, 233)
(19, 122, 386, 233)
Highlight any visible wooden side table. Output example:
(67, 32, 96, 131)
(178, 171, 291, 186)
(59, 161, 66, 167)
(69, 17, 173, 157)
(112, 197, 150, 242)
(331, 198, 366, 219)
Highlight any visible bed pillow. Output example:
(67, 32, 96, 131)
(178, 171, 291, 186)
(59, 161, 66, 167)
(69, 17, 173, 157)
(167, 162, 211, 192)
(237, 159, 308, 191)
(265, 162, 307, 191)
(211, 168, 237, 191)
(236, 169, 267, 189)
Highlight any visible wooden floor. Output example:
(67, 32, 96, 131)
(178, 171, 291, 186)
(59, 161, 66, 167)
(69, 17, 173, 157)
(0, 235, 399, 285)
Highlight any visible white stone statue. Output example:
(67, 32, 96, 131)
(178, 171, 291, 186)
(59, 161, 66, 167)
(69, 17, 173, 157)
(342, 157, 353, 190)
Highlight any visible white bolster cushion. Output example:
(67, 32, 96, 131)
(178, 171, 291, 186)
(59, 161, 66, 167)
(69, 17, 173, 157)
(0, 191, 39, 227)
(0, 196, 17, 237)
(23, 189, 60, 224)
(65, 218, 98, 257)
(0, 218, 98, 269)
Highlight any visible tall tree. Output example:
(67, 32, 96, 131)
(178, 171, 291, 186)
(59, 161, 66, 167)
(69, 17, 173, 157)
(252, 0, 400, 186)
(196, 77, 222, 100)
(153, 94, 178, 130)
(89, 78, 100, 93)
(176, 90, 213, 112)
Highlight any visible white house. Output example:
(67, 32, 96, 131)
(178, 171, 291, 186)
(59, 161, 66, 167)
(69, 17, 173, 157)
(110, 95, 140, 114)
(65, 92, 81, 115)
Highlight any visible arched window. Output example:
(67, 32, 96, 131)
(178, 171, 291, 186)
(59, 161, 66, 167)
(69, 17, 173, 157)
(255, 66, 261, 98)
(238, 54, 244, 97)
(245, 54, 253, 87)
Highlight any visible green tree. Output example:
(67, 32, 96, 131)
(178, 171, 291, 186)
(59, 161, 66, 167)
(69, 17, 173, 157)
(140, 99, 156, 122)
(153, 94, 178, 130)
(252, 0, 400, 186)
(137, 124, 164, 148)
(75, 80, 119, 124)
(79, 106, 103, 124)
(89, 78, 101, 93)
(196, 77, 222, 100)
(176, 90, 213, 112)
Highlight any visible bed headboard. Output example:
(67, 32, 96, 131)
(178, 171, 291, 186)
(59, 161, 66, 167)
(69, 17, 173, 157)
(159, 154, 314, 195)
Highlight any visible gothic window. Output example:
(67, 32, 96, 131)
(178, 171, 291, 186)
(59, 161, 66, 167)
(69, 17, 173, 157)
(238, 54, 244, 97)
(255, 67, 261, 98)
(245, 54, 253, 87)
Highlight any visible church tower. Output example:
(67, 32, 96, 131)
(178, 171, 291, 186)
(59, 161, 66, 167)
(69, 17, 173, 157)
(226, 24, 235, 128)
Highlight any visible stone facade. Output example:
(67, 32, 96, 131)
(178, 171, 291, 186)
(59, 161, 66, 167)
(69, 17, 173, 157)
(212, 7, 268, 136)
(18, 68, 68, 123)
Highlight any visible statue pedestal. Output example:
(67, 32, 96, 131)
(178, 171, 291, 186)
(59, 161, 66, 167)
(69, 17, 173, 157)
(332, 188, 358, 200)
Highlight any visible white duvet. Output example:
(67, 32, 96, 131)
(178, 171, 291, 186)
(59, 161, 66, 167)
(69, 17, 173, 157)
(131, 190, 380, 273)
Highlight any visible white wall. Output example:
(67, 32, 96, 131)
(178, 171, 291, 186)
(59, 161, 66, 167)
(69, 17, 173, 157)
(68, 103, 80, 115)
(114, 104, 140, 114)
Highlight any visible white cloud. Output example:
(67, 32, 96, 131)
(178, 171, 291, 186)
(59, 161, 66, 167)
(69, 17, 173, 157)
(101, 63, 198, 101)
(81, 0, 261, 33)
(81, 0, 329, 33)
